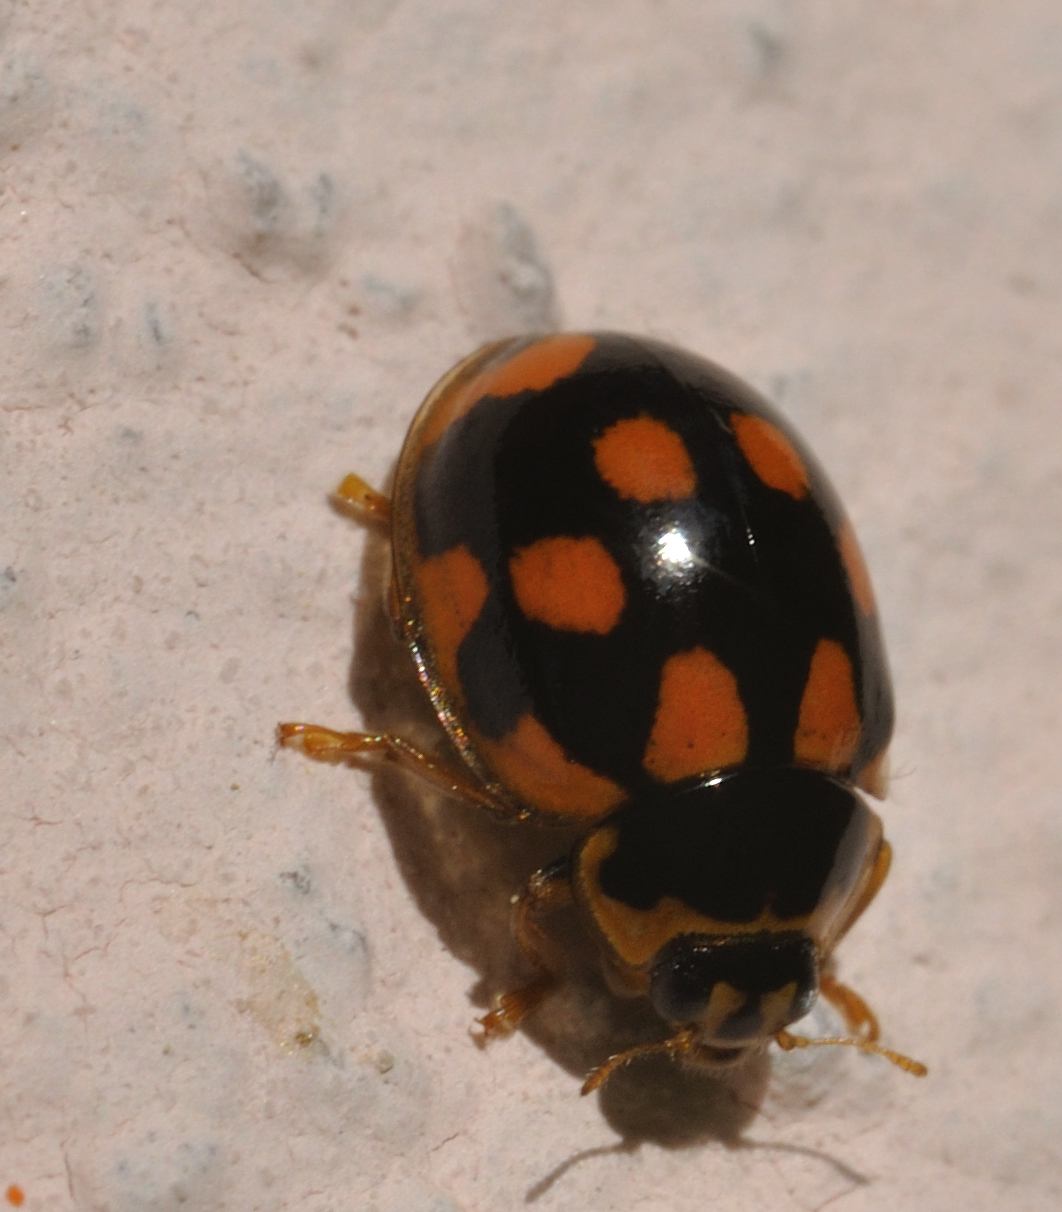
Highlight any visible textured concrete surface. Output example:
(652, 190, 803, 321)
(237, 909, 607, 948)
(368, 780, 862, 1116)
(2, 2, 1061, 1209)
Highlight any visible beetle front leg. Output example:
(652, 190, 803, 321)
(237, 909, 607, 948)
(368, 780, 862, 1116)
(476, 858, 573, 1038)
(819, 971, 880, 1041)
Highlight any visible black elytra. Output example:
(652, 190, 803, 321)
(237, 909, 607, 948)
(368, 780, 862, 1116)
(398, 332, 892, 798)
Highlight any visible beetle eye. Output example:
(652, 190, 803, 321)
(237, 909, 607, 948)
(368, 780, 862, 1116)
(649, 932, 818, 1039)
(649, 942, 720, 1023)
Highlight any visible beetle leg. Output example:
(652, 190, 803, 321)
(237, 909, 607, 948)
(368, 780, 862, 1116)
(476, 859, 573, 1038)
(330, 473, 391, 525)
(276, 722, 521, 817)
(819, 971, 881, 1041)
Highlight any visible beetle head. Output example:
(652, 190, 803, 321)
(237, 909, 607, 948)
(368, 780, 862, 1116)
(648, 929, 819, 1047)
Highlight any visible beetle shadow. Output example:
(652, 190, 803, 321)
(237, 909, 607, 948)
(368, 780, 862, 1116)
(346, 525, 771, 1146)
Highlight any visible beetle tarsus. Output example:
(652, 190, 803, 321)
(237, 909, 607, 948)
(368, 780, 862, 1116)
(475, 977, 556, 1042)
(331, 473, 392, 525)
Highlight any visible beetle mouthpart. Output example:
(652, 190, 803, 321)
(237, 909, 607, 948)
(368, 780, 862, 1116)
(774, 1028, 927, 1076)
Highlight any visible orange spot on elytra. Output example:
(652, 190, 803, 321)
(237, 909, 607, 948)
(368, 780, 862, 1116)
(594, 416, 697, 502)
(479, 333, 596, 398)
(415, 546, 489, 689)
(6, 1186, 25, 1208)
(643, 647, 748, 782)
(731, 412, 808, 500)
(478, 714, 626, 818)
(795, 639, 861, 772)
(510, 536, 626, 634)
(418, 334, 597, 447)
(838, 520, 876, 615)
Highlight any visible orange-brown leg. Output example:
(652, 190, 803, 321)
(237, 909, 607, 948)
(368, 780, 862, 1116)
(327, 474, 407, 634)
(331, 473, 391, 525)
(477, 860, 573, 1038)
(820, 972, 880, 1042)
(276, 723, 523, 819)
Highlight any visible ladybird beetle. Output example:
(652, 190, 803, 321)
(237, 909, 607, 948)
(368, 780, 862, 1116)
(279, 332, 926, 1091)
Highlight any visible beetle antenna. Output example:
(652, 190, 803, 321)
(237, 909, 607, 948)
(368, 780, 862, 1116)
(581, 1028, 698, 1095)
(775, 1028, 927, 1076)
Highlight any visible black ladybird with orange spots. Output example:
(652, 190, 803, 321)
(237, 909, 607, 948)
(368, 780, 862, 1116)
(279, 333, 926, 1090)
